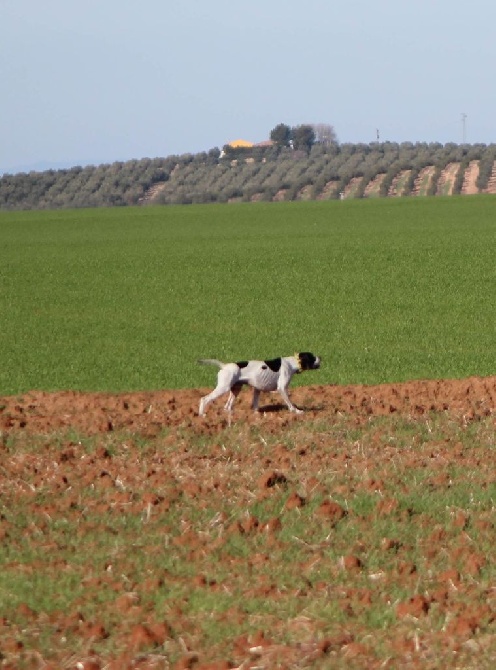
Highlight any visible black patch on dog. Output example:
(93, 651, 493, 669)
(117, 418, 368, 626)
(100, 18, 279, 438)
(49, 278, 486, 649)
(298, 352, 318, 370)
(236, 360, 249, 369)
(264, 357, 282, 372)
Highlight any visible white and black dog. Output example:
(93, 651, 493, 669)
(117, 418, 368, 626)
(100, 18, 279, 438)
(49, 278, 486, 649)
(198, 352, 321, 416)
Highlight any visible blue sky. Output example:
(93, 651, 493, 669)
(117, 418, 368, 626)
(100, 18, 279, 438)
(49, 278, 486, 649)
(1, 0, 495, 174)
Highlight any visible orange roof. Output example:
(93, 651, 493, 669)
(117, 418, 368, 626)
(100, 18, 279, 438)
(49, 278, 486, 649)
(228, 139, 254, 148)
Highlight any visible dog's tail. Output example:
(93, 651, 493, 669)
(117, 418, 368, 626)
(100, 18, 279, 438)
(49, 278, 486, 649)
(197, 358, 225, 369)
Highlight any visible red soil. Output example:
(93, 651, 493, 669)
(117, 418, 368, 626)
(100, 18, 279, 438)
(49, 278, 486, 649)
(1, 377, 495, 668)
(2, 376, 494, 435)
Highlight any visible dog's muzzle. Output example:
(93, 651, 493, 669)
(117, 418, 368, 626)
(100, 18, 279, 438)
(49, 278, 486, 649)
(313, 356, 321, 369)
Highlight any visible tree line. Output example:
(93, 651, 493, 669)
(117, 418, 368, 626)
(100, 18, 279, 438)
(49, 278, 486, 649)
(1, 141, 495, 210)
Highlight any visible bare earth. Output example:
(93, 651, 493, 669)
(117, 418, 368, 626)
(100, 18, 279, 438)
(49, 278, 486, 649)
(1, 377, 495, 669)
(2, 377, 495, 435)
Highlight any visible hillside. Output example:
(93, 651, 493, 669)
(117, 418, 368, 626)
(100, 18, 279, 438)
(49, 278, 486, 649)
(1, 142, 496, 211)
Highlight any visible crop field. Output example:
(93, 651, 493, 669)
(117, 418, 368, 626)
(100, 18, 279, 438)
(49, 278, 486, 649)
(1, 197, 496, 668)
(1, 196, 496, 396)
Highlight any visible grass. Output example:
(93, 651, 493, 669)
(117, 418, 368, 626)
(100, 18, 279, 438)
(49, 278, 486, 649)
(1, 414, 496, 666)
(1, 196, 496, 396)
(2, 197, 496, 667)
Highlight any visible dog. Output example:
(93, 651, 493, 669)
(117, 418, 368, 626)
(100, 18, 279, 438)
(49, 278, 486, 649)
(198, 352, 321, 416)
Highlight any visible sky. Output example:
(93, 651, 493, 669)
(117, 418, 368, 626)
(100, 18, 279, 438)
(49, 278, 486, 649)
(1, 0, 495, 174)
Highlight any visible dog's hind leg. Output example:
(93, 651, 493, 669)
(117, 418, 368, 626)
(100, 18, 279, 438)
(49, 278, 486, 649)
(199, 384, 231, 416)
(199, 365, 240, 416)
(224, 384, 242, 411)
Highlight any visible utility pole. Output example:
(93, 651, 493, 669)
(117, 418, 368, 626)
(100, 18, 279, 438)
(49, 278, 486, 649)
(461, 113, 467, 144)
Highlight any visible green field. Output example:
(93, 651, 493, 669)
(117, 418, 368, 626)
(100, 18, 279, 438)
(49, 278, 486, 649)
(1, 197, 495, 395)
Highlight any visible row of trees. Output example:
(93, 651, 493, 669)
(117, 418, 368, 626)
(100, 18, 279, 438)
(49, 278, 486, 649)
(1, 142, 495, 210)
(153, 142, 496, 205)
(0, 157, 177, 210)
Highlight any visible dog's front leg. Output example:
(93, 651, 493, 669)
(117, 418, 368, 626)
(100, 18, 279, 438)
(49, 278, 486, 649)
(278, 384, 303, 414)
(251, 388, 260, 411)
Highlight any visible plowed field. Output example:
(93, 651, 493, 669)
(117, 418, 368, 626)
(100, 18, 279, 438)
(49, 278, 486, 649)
(2, 377, 495, 435)
(1, 377, 495, 669)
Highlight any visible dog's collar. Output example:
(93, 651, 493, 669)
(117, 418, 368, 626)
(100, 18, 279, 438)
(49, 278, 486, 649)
(294, 352, 302, 371)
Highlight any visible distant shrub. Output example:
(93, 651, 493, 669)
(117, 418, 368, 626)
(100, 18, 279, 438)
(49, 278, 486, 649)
(379, 164, 401, 197)
(476, 145, 496, 191)
(403, 168, 419, 197)
(354, 174, 369, 199)
(452, 159, 469, 195)
(427, 167, 442, 196)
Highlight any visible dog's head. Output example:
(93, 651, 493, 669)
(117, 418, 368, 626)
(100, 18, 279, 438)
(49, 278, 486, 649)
(296, 352, 321, 371)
